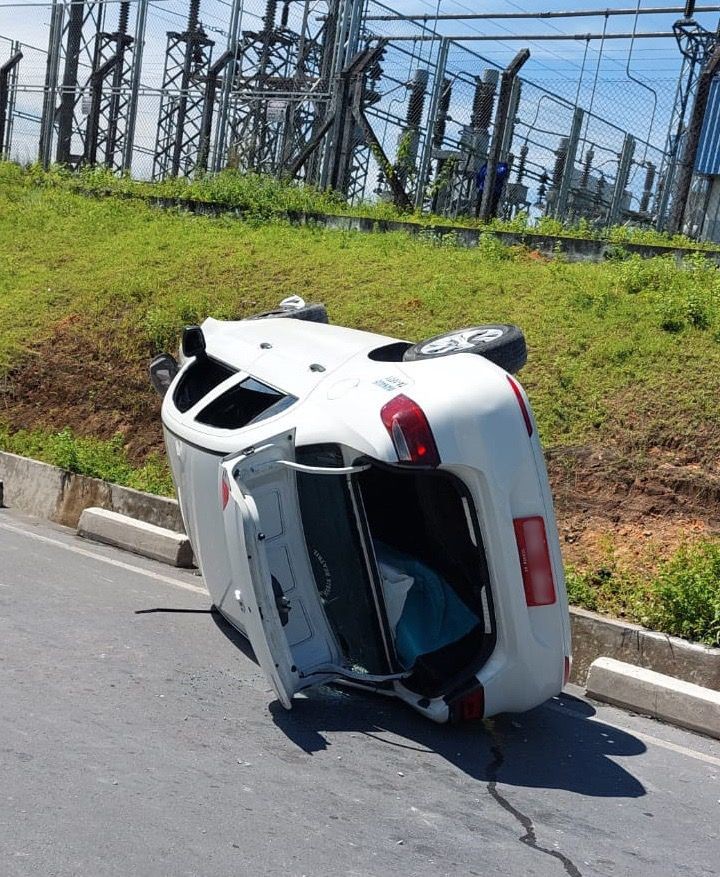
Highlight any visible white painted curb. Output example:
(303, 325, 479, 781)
(586, 657, 720, 740)
(78, 507, 194, 568)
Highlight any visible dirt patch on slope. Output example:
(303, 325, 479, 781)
(547, 445, 720, 572)
(2, 318, 719, 573)
(0, 315, 164, 462)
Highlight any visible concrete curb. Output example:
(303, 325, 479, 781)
(586, 657, 720, 740)
(78, 507, 194, 568)
(0, 451, 184, 532)
(569, 607, 720, 691)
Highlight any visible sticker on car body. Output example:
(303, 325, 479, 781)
(373, 375, 409, 392)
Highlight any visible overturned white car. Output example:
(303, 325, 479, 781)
(151, 299, 571, 723)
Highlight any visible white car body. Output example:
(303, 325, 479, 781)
(160, 316, 571, 723)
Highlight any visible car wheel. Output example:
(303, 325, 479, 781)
(247, 301, 329, 324)
(402, 324, 527, 372)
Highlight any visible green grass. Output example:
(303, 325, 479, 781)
(2, 161, 720, 644)
(28, 161, 719, 251)
(0, 425, 173, 495)
(567, 540, 720, 646)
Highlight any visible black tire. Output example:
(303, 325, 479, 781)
(247, 303, 329, 324)
(403, 324, 527, 373)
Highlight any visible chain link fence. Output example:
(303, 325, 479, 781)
(0, 0, 698, 232)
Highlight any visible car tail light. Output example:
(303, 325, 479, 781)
(507, 374, 533, 436)
(563, 656, 572, 686)
(450, 686, 485, 723)
(221, 471, 231, 510)
(513, 516, 557, 606)
(380, 394, 440, 467)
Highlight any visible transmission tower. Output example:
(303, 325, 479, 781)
(84, 2, 136, 170)
(152, 0, 215, 179)
(225, 1, 324, 175)
(39, 0, 147, 171)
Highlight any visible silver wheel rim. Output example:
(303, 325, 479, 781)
(420, 327, 504, 356)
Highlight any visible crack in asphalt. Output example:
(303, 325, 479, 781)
(484, 728, 582, 877)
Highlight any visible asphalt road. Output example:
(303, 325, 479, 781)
(2, 509, 719, 877)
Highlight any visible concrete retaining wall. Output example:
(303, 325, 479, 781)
(0, 451, 183, 532)
(78, 188, 720, 265)
(569, 606, 720, 691)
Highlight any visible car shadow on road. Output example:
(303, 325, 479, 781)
(207, 606, 646, 798)
(270, 686, 647, 800)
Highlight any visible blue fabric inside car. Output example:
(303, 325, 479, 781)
(374, 542, 480, 669)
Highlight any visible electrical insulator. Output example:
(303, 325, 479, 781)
(471, 78, 495, 131)
(552, 138, 568, 188)
(579, 148, 594, 189)
(432, 79, 452, 149)
(640, 162, 656, 213)
(263, 0, 277, 32)
(188, 0, 201, 32)
(406, 69, 429, 130)
(118, 1, 129, 35)
(536, 171, 548, 206)
(515, 144, 528, 183)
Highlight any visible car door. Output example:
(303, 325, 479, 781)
(219, 433, 304, 709)
(219, 431, 406, 709)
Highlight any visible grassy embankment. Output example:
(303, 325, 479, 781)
(0, 161, 719, 644)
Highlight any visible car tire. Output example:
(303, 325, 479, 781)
(247, 303, 329, 324)
(402, 324, 527, 372)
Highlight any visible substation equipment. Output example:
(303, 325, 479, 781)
(2, 1, 720, 236)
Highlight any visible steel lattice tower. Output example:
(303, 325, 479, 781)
(39, 0, 147, 171)
(153, 0, 215, 179)
(40, 0, 105, 166)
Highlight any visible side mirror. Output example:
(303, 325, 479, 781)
(149, 353, 179, 397)
(182, 325, 206, 359)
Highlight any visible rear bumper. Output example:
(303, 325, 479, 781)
(388, 362, 571, 720)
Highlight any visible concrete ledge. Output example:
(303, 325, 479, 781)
(76, 187, 720, 265)
(570, 607, 720, 691)
(0, 451, 184, 531)
(586, 657, 720, 740)
(78, 507, 194, 568)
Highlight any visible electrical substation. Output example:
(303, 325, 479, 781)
(3, 1, 720, 238)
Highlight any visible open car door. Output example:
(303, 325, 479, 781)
(219, 431, 407, 709)
(219, 432, 307, 709)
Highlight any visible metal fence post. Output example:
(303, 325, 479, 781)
(122, 0, 148, 172)
(554, 106, 583, 220)
(0, 47, 22, 158)
(414, 37, 448, 210)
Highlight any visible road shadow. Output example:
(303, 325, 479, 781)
(208, 606, 646, 798)
(269, 685, 646, 799)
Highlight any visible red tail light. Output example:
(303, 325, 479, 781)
(221, 471, 230, 510)
(381, 394, 440, 467)
(450, 686, 485, 723)
(513, 516, 556, 606)
(507, 374, 533, 436)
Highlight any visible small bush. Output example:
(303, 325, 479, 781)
(0, 425, 174, 495)
(643, 542, 720, 646)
